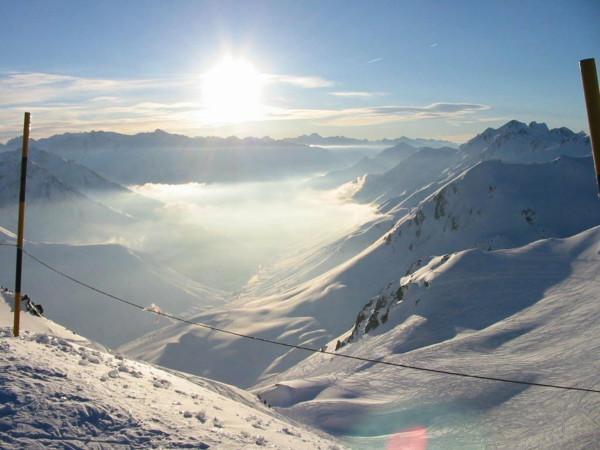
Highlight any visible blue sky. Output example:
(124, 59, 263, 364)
(1, 0, 599, 142)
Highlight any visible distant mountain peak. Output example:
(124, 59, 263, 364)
(461, 119, 589, 163)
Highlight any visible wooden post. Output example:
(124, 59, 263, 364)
(13, 112, 31, 337)
(580, 58, 600, 194)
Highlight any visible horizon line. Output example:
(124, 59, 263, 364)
(0, 127, 464, 146)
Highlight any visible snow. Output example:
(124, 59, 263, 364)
(0, 294, 345, 449)
(257, 226, 600, 448)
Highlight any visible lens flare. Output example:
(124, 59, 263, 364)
(387, 426, 427, 450)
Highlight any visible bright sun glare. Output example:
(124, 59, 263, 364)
(202, 57, 264, 124)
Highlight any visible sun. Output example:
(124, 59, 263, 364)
(201, 57, 264, 123)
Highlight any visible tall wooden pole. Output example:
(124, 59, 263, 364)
(13, 112, 31, 337)
(580, 58, 600, 194)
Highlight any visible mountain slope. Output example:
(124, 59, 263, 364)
(0, 228, 224, 347)
(353, 146, 460, 204)
(0, 147, 160, 217)
(0, 295, 344, 450)
(256, 226, 600, 449)
(311, 142, 419, 189)
(0, 158, 135, 242)
(121, 156, 600, 388)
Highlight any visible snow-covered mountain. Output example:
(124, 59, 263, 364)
(0, 145, 170, 241)
(311, 142, 420, 189)
(353, 146, 460, 204)
(0, 295, 345, 449)
(0, 228, 224, 347)
(0, 147, 124, 193)
(0, 147, 159, 217)
(256, 226, 600, 449)
(121, 155, 600, 388)
(0, 158, 134, 242)
(462, 120, 591, 163)
(354, 120, 591, 205)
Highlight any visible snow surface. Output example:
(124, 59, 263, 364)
(257, 226, 600, 449)
(0, 295, 345, 449)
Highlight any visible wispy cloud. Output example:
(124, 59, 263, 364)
(367, 58, 383, 64)
(329, 91, 387, 98)
(0, 72, 184, 105)
(428, 42, 439, 48)
(266, 74, 334, 88)
(265, 102, 490, 126)
(0, 70, 337, 140)
(0, 70, 333, 108)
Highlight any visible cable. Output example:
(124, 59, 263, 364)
(16, 247, 600, 395)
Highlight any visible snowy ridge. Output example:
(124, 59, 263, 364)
(256, 226, 600, 448)
(0, 147, 160, 217)
(0, 158, 133, 242)
(353, 120, 591, 205)
(353, 146, 460, 204)
(462, 120, 590, 163)
(0, 295, 345, 449)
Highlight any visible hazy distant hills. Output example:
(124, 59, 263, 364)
(310, 141, 421, 189)
(0, 129, 458, 185)
(282, 132, 457, 149)
(1, 130, 350, 184)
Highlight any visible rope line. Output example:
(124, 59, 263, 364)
(2, 242, 599, 394)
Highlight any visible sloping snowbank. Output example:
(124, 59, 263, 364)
(0, 295, 344, 449)
(257, 226, 600, 449)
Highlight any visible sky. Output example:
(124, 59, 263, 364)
(1, 0, 599, 142)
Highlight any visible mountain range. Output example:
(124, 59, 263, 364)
(121, 120, 598, 390)
(0, 130, 370, 185)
